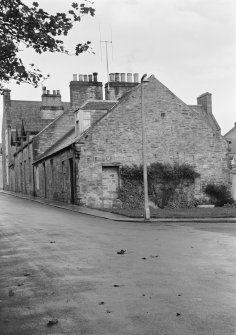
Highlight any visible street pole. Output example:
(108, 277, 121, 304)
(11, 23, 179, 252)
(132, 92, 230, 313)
(141, 74, 150, 220)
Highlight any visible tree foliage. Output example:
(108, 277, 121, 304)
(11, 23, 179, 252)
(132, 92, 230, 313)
(0, 0, 95, 92)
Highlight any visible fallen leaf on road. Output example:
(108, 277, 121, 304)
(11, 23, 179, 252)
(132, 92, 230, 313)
(176, 313, 181, 317)
(113, 284, 120, 287)
(190, 246, 194, 248)
(142, 257, 146, 260)
(50, 241, 55, 244)
(23, 273, 31, 277)
(150, 255, 159, 258)
(117, 249, 126, 255)
(17, 282, 24, 286)
(98, 302, 105, 305)
(106, 310, 112, 313)
(178, 294, 182, 296)
(142, 294, 146, 296)
(47, 318, 58, 327)
(8, 290, 14, 296)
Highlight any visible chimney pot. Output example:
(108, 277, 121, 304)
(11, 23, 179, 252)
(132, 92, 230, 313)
(79, 74, 83, 81)
(53, 90, 56, 95)
(235, 122, 236, 127)
(73, 74, 77, 81)
(134, 73, 139, 83)
(84, 75, 88, 82)
(127, 73, 132, 83)
(109, 73, 115, 82)
(57, 90, 60, 95)
(47, 90, 50, 94)
(121, 73, 126, 82)
(88, 74, 93, 82)
(93, 72, 98, 82)
(115, 73, 120, 82)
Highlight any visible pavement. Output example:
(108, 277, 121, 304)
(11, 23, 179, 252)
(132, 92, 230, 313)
(0, 193, 236, 335)
(1, 190, 236, 223)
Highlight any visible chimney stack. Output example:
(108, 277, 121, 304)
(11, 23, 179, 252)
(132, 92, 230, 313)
(133, 73, 139, 83)
(121, 73, 126, 82)
(115, 73, 120, 82)
(105, 72, 139, 100)
(127, 73, 132, 83)
(93, 72, 98, 82)
(3, 89, 11, 120)
(197, 92, 212, 115)
(109, 73, 115, 82)
(41, 87, 64, 120)
(70, 72, 103, 107)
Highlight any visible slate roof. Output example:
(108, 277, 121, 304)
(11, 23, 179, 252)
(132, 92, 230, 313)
(80, 100, 117, 111)
(35, 100, 118, 162)
(10, 100, 70, 133)
(34, 127, 75, 163)
(224, 124, 236, 138)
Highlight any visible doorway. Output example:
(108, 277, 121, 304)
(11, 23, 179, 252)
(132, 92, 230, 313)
(69, 158, 75, 204)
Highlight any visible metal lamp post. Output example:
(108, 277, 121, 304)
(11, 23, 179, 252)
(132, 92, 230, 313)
(141, 74, 150, 220)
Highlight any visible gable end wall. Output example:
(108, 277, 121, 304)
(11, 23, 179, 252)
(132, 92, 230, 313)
(76, 77, 229, 207)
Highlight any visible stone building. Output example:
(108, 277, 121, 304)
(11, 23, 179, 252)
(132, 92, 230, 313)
(1, 72, 230, 208)
(0, 144, 2, 189)
(224, 123, 236, 200)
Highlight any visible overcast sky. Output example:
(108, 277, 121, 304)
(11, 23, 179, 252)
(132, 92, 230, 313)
(1, 0, 235, 137)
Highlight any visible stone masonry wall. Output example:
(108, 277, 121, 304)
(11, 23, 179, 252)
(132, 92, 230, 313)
(70, 81, 103, 108)
(34, 149, 74, 203)
(76, 76, 229, 208)
(13, 142, 34, 195)
(0, 154, 2, 189)
(105, 82, 138, 100)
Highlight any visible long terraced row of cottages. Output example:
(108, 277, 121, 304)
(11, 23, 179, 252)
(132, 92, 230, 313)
(1, 72, 235, 208)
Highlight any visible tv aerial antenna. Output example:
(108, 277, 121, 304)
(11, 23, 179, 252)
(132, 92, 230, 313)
(99, 25, 113, 94)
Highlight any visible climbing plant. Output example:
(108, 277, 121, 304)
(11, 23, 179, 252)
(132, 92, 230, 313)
(118, 162, 200, 208)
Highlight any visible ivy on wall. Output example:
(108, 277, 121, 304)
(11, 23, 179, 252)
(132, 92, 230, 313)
(118, 162, 200, 208)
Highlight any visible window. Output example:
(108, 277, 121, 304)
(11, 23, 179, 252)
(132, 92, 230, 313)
(50, 159, 54, 188)
(28, 157, 31, 184)
(5, 129, 8, 155)
(83, 111, 91, 131)
(61, 161, 65, 191)
(78, 110, 91, 134)
(6, 158, 9, 185)
(35, 166, 39, 190)
(161, 112, 165, 118)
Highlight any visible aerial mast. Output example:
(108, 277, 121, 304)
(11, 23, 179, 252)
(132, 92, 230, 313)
(100, 26, 113, 96)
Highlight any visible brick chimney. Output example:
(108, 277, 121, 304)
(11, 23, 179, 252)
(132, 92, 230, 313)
(40, 87, 64, 120)
(197, 92, 212, 115)
(105, 73, 139, 100)
(70, 72, 103, 108)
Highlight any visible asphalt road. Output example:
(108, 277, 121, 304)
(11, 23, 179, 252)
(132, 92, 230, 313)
(0, 193, 236, 335)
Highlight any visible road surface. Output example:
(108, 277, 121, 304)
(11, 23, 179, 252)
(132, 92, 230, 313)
(0, 193, 236, 335)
